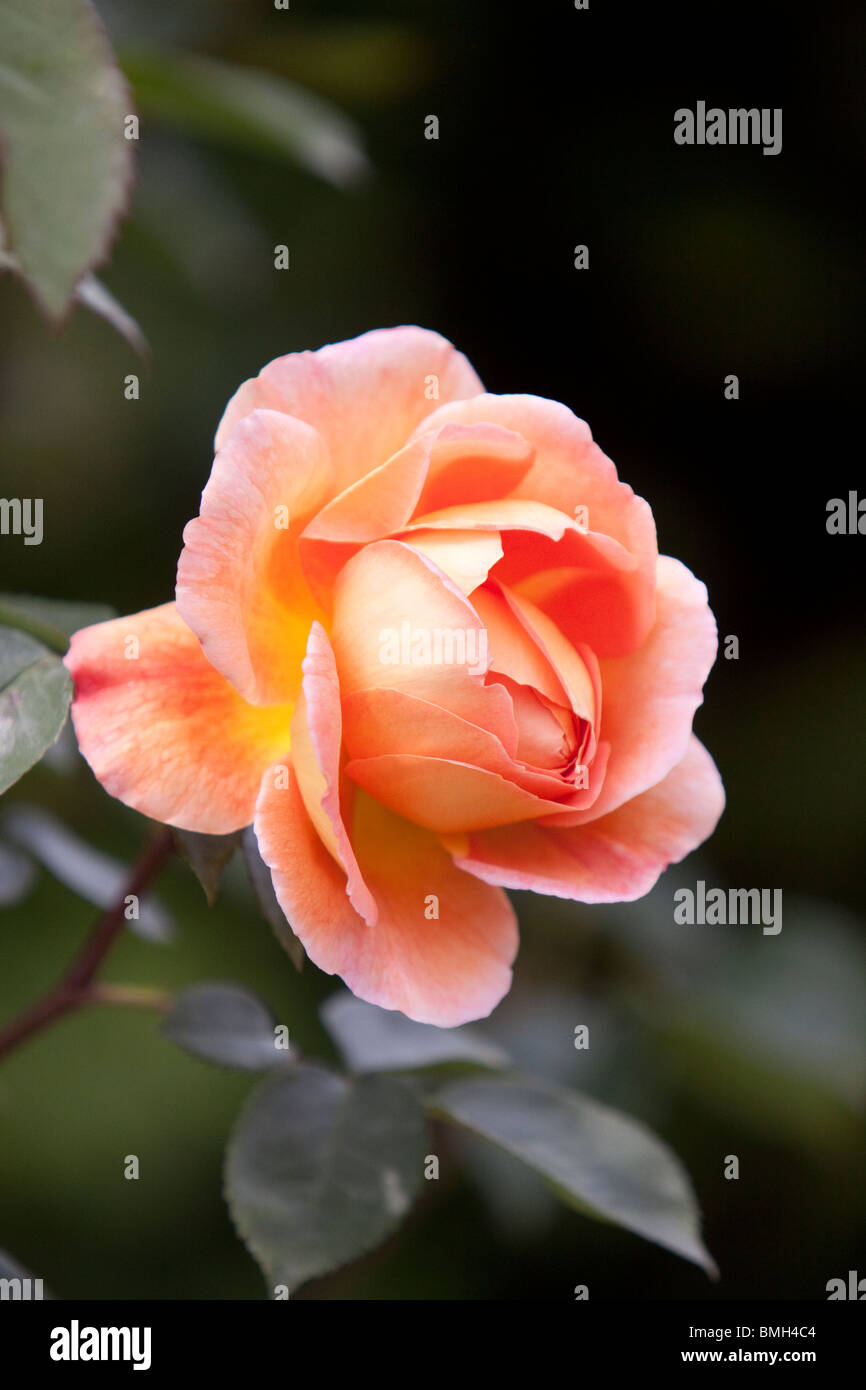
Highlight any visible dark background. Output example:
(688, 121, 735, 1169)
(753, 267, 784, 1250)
(1, 0, 864, 1300)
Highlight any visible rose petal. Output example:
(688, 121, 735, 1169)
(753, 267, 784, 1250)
(450, 735, 725, 902)
(471, 583, 569, 707)
(496, 586, 602, 762)
(216, 326, 484, 495)
(65, 604, 291, 833)
(399, 528, 504, 596)
(254, 770, 518, 1025)
(568, 556, 719, 825)
(288, 621, 377, 923)
(342, 687, 566, 799)
(344, 753, 576, 833)
(410, 394, 658, 655)
(176, 409, 330, 706)
(331, 539, 517, 740)
(299, 423, 527, 603)
(412, 422, 534, 514)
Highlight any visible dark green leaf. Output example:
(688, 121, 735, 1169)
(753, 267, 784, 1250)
(0, 0, 134, 317)
(241, 826, 304, 970)
(0, 628, 72, 795)
(0, 593, 115, 654)
(321, 991, 508, 1074)
(174, 828, 240, 906)
(432, 1072, 716, 1276)
(124, 50, 370, 189)
(225, 1065, 427, 1293)
(162, 982, 292, 1071)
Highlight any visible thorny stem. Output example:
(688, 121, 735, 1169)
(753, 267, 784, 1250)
(0, 826, 174, 1061)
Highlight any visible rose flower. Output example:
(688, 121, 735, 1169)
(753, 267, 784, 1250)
(65, 328, 724, 1025)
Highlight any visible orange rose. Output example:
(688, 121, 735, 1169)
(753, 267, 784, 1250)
(65, 327, 724, 1024)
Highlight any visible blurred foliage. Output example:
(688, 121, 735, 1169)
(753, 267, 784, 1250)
(123, 49, 370, 189)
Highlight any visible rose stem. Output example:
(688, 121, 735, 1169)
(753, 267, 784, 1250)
(0, 825, 175, 1061)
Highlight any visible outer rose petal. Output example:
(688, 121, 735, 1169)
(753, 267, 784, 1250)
(568, 556, 719, 825)
(449, 735, 725, 903)
(411, 394, 657, 655)
(254, 770, 518, 1026)
(215, 327, 484, 495)
(65, 604, 292, 834)
(176, 409, 330, 707)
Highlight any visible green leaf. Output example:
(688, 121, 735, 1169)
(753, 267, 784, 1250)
(225, 1065, 427, 1294)
(162, 982, 293, 1072)
(2, 803, 172, 941)
(0, 0, 134, 318)
(173, 828, 240, 907)
(124, 50, 370, 189)
(0, 628, 72, 795)
(241, 826, 304, 971)
(0, 593, 114, 654)
(431, 1073, 716, 1276)
(321, 991, 508, 1074)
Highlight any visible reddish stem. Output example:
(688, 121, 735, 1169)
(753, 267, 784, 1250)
(0, 826, 174, 1060)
